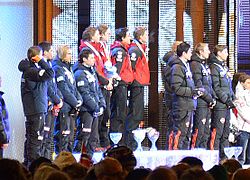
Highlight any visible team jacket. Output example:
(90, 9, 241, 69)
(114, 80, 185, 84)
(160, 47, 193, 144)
(18, 59, 54, 116)
(128, 40, 150, 86)
(170, 58, 196, 111)
(73, 62, 106, 113)
(52, 57, 82, 113)
(0, 91, 10, 144)
(190, 54, 217, 107)
(110, 41, 134, 85)
(209, 54, 235, 110)
(79, 40, 109, 87)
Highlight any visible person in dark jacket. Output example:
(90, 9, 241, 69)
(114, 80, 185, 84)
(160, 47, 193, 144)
(18, 46, 54, 167)
(169, 42, 204, 150)
(38, 41, 63, 160)
(163, 41, 182, 150)
(110, 27, 134, 145)
(0, 75, 10, 158)
(52, 45, 82, 154)
(190, 43, 217, 149)
(73, 48, 106, 156)
(125, 26, 150, 150)
(209, 45, 236, 160)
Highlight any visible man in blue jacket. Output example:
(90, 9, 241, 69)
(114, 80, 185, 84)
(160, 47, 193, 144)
(18, 46, 54, 167)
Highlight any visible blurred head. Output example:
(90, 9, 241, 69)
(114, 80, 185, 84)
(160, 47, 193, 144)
(115, 27, 131, 45)
(239, 74, 250, 90)
(179, 157, 203, 169)
(98, 24, 111, 42)
(57, 45, 72, 63)
(38, 41, 53, 60)
(207, 165, 228, 180)
(27, 46, 42, 61)
(0, 159, 27, 180)
(171, 41, 183, 53)
(133, 26, 148, 44)
(232, 169, 250, 180)
(177, 42, 192, 61)
(195, 43, 210, 59)
(53, 151, 77, 170)
(82, 26, 100, 43)
(62, 163, 88, 180)
(213, 45, 228, 62)
(78, 48, 95, 67)
(126, 168, 151, 180)
(171, 163, 191, 179)
(146, 167, 177, 180)
(180, 168, 214, 180)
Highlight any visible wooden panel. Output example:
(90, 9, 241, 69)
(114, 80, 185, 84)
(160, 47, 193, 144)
(115, 0, 127, 28)
(176, 0, 185, 40)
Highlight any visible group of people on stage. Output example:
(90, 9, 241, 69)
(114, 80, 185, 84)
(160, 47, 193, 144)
(18, 24, 150, 167)
(163, 41, 250, 164)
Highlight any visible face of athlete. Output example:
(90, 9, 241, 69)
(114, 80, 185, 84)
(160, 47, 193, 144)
(242, 79, 250, 90)
(183, 48, 192, 61)
(92, 30, 100, 43)
(101, 28, 111, 42)
(200, 45, 210, 59)
(44, 47, 54, 60)
(122, 32, 131, 45)
(64, 49, 72, 63)
(218, 48, 228, 62)
(83, 53, 95, 67)
(140, 31, 148, 44)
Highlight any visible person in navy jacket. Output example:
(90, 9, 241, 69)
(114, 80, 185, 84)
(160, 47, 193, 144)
(52, 45, 82, 153)
(18, 46, 54, 167)
(73, 48, 106, 156)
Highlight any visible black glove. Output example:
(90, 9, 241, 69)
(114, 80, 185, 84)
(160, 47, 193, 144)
(192, 88, 205, 99)
(226, 99, 235, 109)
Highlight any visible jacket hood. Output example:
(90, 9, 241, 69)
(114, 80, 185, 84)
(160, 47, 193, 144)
(111, 41, 129, 51)
(72, 61, 83, 73)
(208, 53, 225, 66)
(18, 58, 31, 72)
(170, 57, 185, 67)
(52, 56, 71, 69)
(191, 53, 206, 64)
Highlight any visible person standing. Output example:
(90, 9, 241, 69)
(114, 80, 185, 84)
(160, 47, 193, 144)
(125, 27, 150, 150)
(18, 46, 54, 167)
(110, 27, 134, 144)
(209, 45, 236, 160)
(0, 75, 10, 158)
(190, 43, 216, 149)
(38, 41, 63, 159)
(170, 42, 204, 150)
(52, 45, 82, 153)
(73, 48, 106, 155)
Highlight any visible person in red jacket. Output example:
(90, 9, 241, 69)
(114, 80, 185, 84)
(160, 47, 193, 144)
(125, 27, 150, 150)
(110, 27, 134, 145)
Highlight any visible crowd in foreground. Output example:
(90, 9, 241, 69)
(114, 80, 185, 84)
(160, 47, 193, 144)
(0, 145, 250, 180)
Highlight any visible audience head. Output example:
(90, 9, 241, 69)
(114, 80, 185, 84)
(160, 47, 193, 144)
(29, 156, 52, 176)
(33, 165, 56, 180)
(126, 168, 151, 180)
(239, 74, 250, 90)
(62, 163, 88, 180)
(177, 42, 192, 61)
(194, 43, 210, 59)
(213, 45, 228, 62)
(53, 151, 77, 170)
(146, 166, 177, 180)
(232, 168, 250, 180)
(94, 157, 124, 180)
(104, 146, 137, 174)
(45, 170, 71, 180)
(179, 156, 203, 169)
(232, 72, 247, 92)
(171, 162, 191, 179)
(221, 159, 242, 175)
(180, 167, 214, 180)
(115, 27, 131, 45)
(207, 165, 228, 180)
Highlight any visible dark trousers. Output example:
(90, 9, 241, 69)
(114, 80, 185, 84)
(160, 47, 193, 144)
(125, 85, 144, 150)
(98, 88, 111, 148)
(191, 107, 211, 149)
(41, 110, 55, 159)
(74, 111, 99, 156)
(172, 110, 193, 150)
(165, 106, 173, 150)
(210, 109, 230, 159)
(110, 85, 128, 145)
(236, 131, 250, 165)
(24, 113, 45, 167)
(54, 112, 71, 154)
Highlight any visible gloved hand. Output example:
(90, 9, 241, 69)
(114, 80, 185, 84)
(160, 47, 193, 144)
(208, 99, 216, 109)
(93, 107, 104, 117)
(31, 55, 42, 63)
(192, 88, 205, 99)
(226, 99, 236, 109)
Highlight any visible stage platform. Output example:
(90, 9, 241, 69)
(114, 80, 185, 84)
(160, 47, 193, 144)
(74, 149, 220, 171)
